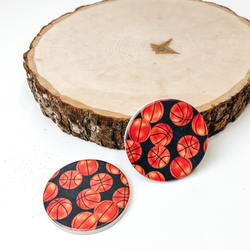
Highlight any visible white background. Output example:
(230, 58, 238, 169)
(1, 0, 250, 249)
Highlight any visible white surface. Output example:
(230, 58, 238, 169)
(1, 0, 250, 249)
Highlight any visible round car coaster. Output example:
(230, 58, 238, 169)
(43, 160, 130, 234)
(124, 99, 208, 181)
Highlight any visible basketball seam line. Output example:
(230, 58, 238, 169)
(151, 133, 169, 145)
(177, 103, 185, 125)
(74, 213, 93, 229)
(184, 136, 194, 158)
(150, 123, 173, 137)
(174, 158, 191, 177)
(86, 219, 97, 231)
(177, 140, 200, 157)
(154, 124, 173, 135)
(121, 174, 128, 185)
(184, 103, 193, 126)
(97, 202, 115, 221)
(115, 188, 128, 195)
(194, 115, 199, 134)
(170, 111, 192, 121)
(50, 199, 71, 220)
(77, 191, 91, 209)
(184, 103, 192, 126)
(69, 171, 73, 189)
(44, 184, 58, 202)
(47, 198, 71, 217)
(149, 102, 156, 123)
(127, 145, 136, 163)
(149, 147, 170, 167)
(86, 160, 90, 176)
(137, 119, 143, 142)
(73, 173, 82, 187)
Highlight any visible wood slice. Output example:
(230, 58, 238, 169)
(23, 0, 250, 149)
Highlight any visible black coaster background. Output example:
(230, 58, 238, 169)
(125, 99, 208, 181)
(43, 160, 129, 230)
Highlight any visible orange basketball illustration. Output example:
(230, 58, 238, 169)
(106, 163, 121, 175)
(76, 159, 99, 176)
(94, 200, 119, 223)
(43, 160, 130, 233)
(71, 212, 97, 231)
(120, 173, 129, 186)
(146, 171, 165, 181)
(125, 99, 208, 182)
(150, 123, 173, 146)
(170, 102, 193, 126)
(112, 187, 130, 208)
(125, 140, 142, 163)
(50, 170, 60, 180)
(132, 164, 145, 176)
(170, 157, 193, 179)
(90, 173, 113, 192)
(128, 118, 151, 142)
(59, 170, 82, 189)
(192, 114, 208, 136)
(148, 145, 170, 168)
(43, 182, 58, 202)
(76, 189, 101, 210)
(203, 138, 208, 152)
(177, 135, 200, 158)
(46, 198, 72, 220)
(141, 101, 164, 123)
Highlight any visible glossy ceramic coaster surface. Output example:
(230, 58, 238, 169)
(125, 99, 208, 181)
(43, 160, 130, 234)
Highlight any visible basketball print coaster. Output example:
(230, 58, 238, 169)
(43, 160, 130, 234)
(125, 99, 208, 181)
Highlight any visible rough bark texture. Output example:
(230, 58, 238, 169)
(23, 54, 128, 149)
(23, 0, 250, 150)
(23, 53, 250, 149)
